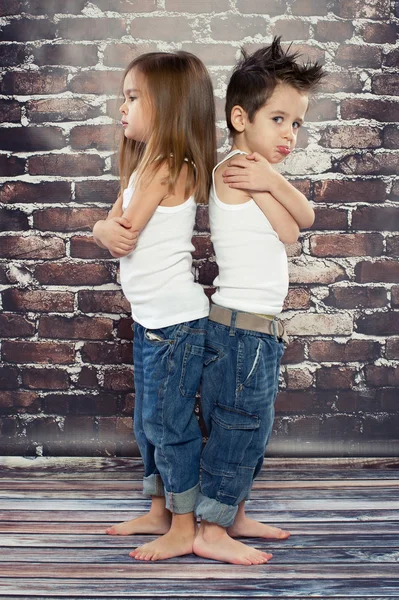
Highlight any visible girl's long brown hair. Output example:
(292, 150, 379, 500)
(119, 51, 216, 205)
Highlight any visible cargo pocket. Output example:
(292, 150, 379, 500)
(179, 343, 205, 398)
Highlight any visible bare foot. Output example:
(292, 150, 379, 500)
(228, 501, 290, 540)
(193, 521, 272, 565)
(106, 495, 171, 536)
(130, 513, 197, 561)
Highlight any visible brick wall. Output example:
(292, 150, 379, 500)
(0, 0, 398, 457)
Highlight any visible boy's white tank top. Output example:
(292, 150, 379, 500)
(119, 176, 209, 329)
(210, 150, 289, 316)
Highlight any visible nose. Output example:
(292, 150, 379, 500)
(119, 101, 127, 115)
(282, 124, 294, 141)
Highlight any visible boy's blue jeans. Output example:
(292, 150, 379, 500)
(133, 318, 207, 514)
(196, 316, 284, 528)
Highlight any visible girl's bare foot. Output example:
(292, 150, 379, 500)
(227, 501, 290, 540)
(130, 512, 197, 561)
(106, 496, 171, 536)
(193, 521, 272, 565)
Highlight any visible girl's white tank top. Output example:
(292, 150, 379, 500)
(119, 176, 209, 329)
(210, 150, 289, 316)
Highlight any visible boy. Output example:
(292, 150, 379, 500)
(193, 37, 324, 565)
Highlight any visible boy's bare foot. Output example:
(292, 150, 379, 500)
(106, 495, 171, 536)
(193, 521, 272, 565)
(130, 513, 197, 561)
(227, 501, 290, 540)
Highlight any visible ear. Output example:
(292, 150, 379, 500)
(230, 105, 247, 133)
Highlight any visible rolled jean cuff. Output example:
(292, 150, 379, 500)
(143, 473, 164, 497)
(195, 492, 238, 528)
(165, 483, 199, 514)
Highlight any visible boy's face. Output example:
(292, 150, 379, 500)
(234, 83, 309, 163)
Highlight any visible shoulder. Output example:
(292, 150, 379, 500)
(214, 162, 250, 205)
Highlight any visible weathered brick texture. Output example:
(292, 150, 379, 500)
(1, 0, 398, 456)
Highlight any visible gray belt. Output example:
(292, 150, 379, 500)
(209, 304, 288, 343)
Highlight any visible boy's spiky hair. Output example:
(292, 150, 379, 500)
(226, 36, 325, 134)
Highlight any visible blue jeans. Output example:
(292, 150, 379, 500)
(133, 317, 207, 514)
(196, 317, 284, 527)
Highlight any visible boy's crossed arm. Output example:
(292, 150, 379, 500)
(222, 152, 315, 232)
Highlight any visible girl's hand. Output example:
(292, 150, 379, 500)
(93, 217, 139, 258)
(222, 152, 274, 193)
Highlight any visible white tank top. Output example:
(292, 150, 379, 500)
(119, 175, 209, 329)
(210, 150, 289, 316)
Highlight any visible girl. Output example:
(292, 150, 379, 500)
(93, 51, 216, 562)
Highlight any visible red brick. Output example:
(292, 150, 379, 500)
(319, 72, 363, 94)
(103, 368, 134, 391)
(316, 366, 356, 390)
(363, 414, 399, 439)
(333, 0, 390, 19)
(47, 394, 118, 416)
(315, 20, 354, 42)
(0, 100, 21, 123)
(377, 389, 398, 411)
(291, 0, 328, 14)
(58, 18, 126, 41)
(391, 181, 399, 202)
(78, 290, 130, 314)
(320, 126, 381, 149)
(285, 367, 313, 390)
(320, 415, 360, 438)
(0, 127, 65, 152)
(0, 266, 8, 285)
(310, 234, 383, 257)
(280, 339, 305, 364)
(0, 18, 56, 41)
(116, 318, 134, 340)
(333, 390, 377, 413)
(313, 208, 349, 230)
(0, 208, 29, 231)
(81, 342, 132, 364)
(341, 99, 399, 123)
(355, 260, 399, 284)
(25, 0, 86, 14)
(0, 69, 67, 95)
(383, 126, 399, 150)
(0, 155, 25, 177)
(337, 152, 398, 176)
(38, 316, 113, 340)
(103, 43, 157, 68)
(313, 179, 386, 204)
(29, 154, 105, 177)
(33, 43, 98, 66)
(2, 289, 75, 313)
(361, 22, 397, 44)
(74, 180, 119, 203)
(0, 416, 19, 436)
(195, 205, 210, 233)
(69, 71, 122, 95)
(309, 340, 380, 362)
(0, 366, 19, 390)
(76, 367, 99, 390)
(365, 366, 399, 387)
(384, 48, 399, 68)
(0, 0, 20, 15)
(272, 19, 310, 41)
(0, 181, 71, 204)
(237, 0, 285, 14)
(33, 208, 108, 232)
(70, 236, 111, 259)
(386, 338, 399, 360)
(0, 391, 41, 412)
(70, 125, 120, 151)
(210, 15, 263, 41)
(2, 341, 75, 365)
(181, 43, 237, 67)
(196, 261, 218, 286)
(94, 0, 156, 11)
(167, 0, 230, 10)
(34, 262, 114, 286)
(120, 393, 134, 415)
(0, 236, 65, 260)
(387, 236, 399, 257)
(130, 16, 193, 41)
(275, 390, 317, 413)
(372, 73, 399, 97)
(324, 286, 387, 309)
(27, 98, 100, 123)
(352, 207, 399, 232)
(192, 235, 214, 260)
(283, 288, 311, 310)
(286, 416, 321, 437)
(63, 415, 96, 436)
(0, 44, 30, 67)
(357, 312, 399, 336)
(0, 314, 35, 338)
(22, 368, 69, 390)
(306, 99, 337, 122)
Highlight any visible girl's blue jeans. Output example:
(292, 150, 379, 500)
(195, 317, 284, 528)
(133, 317, 207, 514)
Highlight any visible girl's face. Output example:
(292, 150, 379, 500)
(120, 69, 152, 143)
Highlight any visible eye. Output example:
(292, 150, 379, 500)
(293, 121, 301, 130)
(129, 96, 137, 102)
(273, 116, 283, 123)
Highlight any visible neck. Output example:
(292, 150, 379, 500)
(231, 134, 252, 154)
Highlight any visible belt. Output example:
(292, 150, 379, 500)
(209, 304, 288, 343)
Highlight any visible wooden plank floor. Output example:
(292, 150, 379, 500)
(0, 457, 398, 599)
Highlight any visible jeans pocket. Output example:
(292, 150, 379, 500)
(179, 343, 205, 398)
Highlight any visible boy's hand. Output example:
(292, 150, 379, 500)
(222, 152, 275, 193)
(93, 216, 138, 258)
